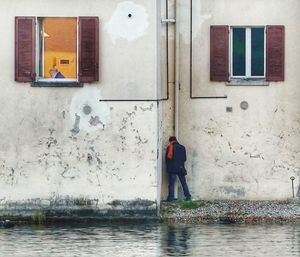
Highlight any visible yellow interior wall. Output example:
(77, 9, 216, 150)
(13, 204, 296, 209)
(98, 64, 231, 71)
(43, 18, 77, 78)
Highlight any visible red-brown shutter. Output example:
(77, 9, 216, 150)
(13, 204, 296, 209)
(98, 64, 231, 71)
(15, 17, 36, 82)
(266, 26, 284, 81)
(210, 26, 229, 81)
(79, 17, 99, 83)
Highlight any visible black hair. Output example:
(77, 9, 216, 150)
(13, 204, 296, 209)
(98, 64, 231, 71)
(169, 136, 177, 142)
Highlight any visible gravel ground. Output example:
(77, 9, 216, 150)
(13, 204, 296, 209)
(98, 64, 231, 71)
(160, 199, 300, 223)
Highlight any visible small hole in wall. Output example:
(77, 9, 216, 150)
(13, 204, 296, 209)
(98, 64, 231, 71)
(128, 13, 132, 18)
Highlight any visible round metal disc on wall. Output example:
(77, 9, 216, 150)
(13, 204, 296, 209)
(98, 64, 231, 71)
(240, 101, 249, 110)
(83, 104, 92, 115)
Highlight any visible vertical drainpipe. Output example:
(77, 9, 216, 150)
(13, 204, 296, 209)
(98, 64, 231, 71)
(174, 0, 180, 139)
(174, 0, 180, 198)
(156, 0, 162, 216)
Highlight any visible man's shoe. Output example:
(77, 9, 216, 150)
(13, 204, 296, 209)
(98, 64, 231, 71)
(166, 197, 174, 202)
(185, 196, 191, 201)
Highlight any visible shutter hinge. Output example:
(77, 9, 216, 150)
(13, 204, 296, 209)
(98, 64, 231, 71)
(161, 18, 176, 24)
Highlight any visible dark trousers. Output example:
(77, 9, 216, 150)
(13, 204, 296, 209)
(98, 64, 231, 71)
(167, 173, 191, 200)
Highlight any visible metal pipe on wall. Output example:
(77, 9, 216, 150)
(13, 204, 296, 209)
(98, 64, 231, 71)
(99, 1, 170, 102)
(174, 0, 181, 198)
(189, 0, 227, 99)
(174, 0, 180, 138)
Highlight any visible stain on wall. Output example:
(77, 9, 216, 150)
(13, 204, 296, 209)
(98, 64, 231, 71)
(70, 87, 111, 133)
(0, 99, 158, 207)
(105, 1, 149, 43)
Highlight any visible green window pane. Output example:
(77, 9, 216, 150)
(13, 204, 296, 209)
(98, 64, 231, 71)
(251, 28, 264, 76)
(232, 28, 246, 76)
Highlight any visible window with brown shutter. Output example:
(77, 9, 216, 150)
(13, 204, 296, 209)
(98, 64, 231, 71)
(211, 25, 284, 85)
(210, 26, 229, 81)
(79, 17, 99, 83)
(15, 17, 36, 82)
(230, 27, 265, 79)
(266, 26, 285, 81)
(15, 16, 99, 86)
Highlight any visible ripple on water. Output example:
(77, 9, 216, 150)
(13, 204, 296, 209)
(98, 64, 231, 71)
(0, 223, 299, 256)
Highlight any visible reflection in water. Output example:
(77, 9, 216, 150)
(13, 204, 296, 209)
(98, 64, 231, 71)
(163, 225, 192, 256)
(0, 223, 299, 256)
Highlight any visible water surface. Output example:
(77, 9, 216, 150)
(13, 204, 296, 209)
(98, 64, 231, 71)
(0, 223, 299, 256)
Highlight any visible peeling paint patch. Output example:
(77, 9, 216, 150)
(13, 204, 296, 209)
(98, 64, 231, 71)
(250, 153, 264, 159)
(135, 134, 148, 145)
(70, 88, 110, 133)
(9, 168, 15, 186)
(139, 103, 154, 112)
(105, 1, 149, 43)
(70, 113, 80, 135)
(46, 137, 57, 148)
(89, 116, 104, 128)
(87, 153, 93, 165)
(61, 165, 77, 179)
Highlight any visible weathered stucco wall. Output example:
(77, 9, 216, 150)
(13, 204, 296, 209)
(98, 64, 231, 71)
(0, 0, 161, 217)
(1, 0, 299, 217)
(176, 0, 300, 200)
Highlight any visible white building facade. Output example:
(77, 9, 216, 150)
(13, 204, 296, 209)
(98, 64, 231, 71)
(0, 0, 299, 218)
(172, 0, 300, 200)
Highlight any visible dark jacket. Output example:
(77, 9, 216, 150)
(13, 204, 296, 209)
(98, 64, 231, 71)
(166, 142, 187, 174)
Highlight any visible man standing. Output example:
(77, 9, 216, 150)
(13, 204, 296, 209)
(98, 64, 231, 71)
(166, 136, 191, 201)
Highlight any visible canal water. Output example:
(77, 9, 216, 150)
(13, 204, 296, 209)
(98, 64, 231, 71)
(0, 223, 299, 256)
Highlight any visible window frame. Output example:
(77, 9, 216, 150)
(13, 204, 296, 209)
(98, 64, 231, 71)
(35, 16, 79, 83)
(230, 26, 266, 79)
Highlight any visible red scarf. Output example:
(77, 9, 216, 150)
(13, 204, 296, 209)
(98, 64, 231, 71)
(167, 141, 176, 160)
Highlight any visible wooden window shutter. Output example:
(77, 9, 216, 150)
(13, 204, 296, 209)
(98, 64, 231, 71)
(79, 17, 99, 83)
(15, 17, 36, 82)
(210, 26, 229, 81)
(266, 26, 285, 81)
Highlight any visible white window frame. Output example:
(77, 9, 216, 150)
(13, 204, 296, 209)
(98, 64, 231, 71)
(230, 26, 266, 79)
(35, 17, 79, 82)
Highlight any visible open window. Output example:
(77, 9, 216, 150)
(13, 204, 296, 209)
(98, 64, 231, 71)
(15, 16, 99, 85)
(38, 17, 77, 81)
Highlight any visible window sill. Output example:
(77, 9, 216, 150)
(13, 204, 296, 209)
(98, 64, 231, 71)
(226, 79, 269, 86)
(31, 80, 83, 87)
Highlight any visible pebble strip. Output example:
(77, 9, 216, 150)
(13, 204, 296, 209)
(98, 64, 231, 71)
(160, 199, 300, 224)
